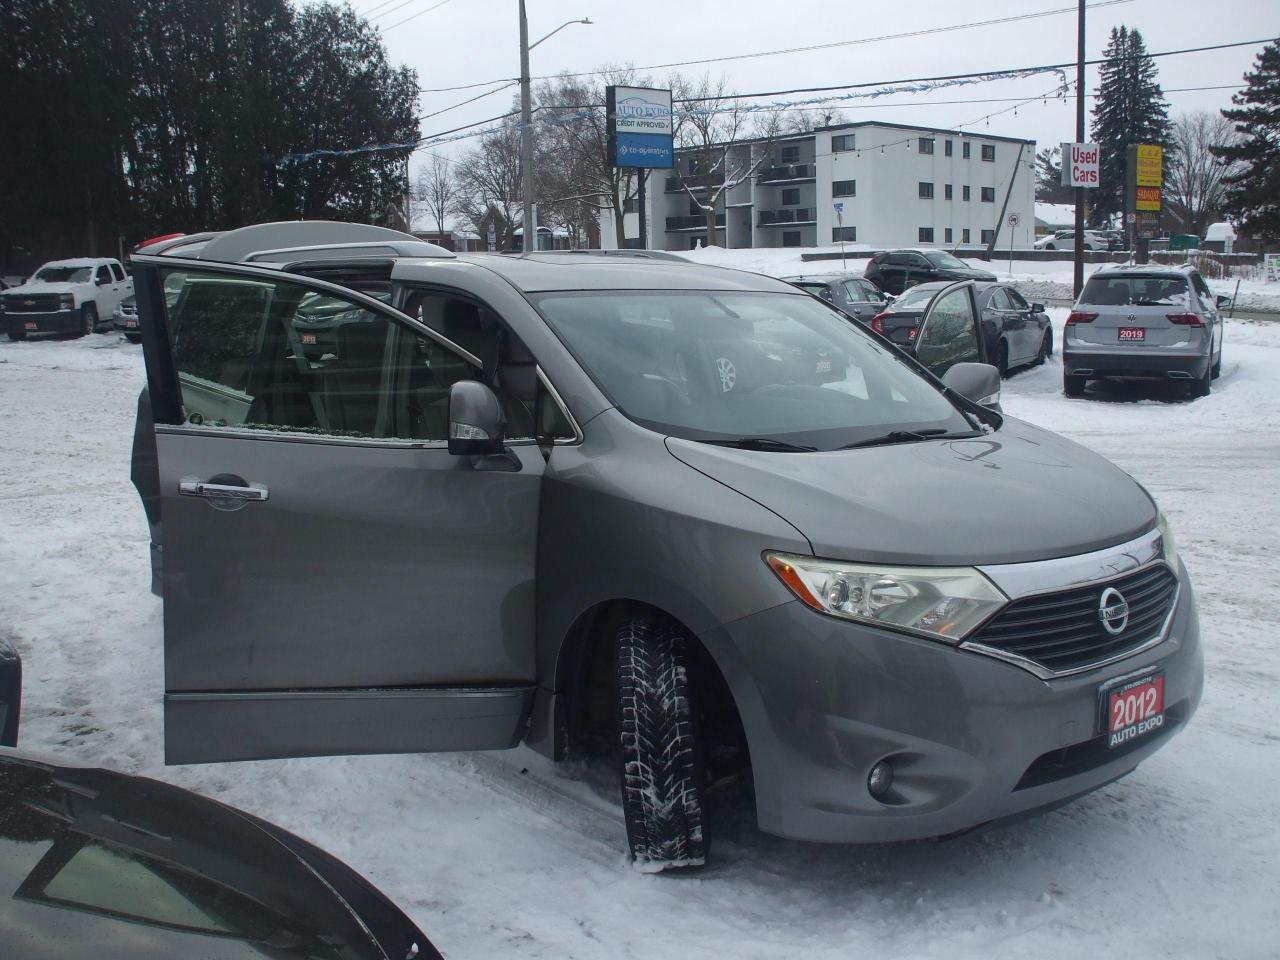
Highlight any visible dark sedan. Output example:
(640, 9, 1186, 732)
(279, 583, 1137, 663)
(871, 281, 1053, 375)
(864, 249, 997, 296)
(0, 752, 441, 959)
(782, 273, 891, 324)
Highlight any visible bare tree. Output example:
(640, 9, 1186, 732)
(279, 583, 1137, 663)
(1167, 110, 1241, 237)
(414, 153, 457, 237)
(674, 74, 780, 247)
(453, 114, 525, 249)
(784, 108, 848, 134)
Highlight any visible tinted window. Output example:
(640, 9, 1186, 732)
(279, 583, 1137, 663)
(110, 263, 126, 281)
(533, 290, 970, 450)
(35, 266, 92, 283)
(1005, 288, 1028, 310)
(988, 288, 1012, 311)
(915, 288, 981, 375)
(163, 270, 480, 441)
(1079, 275, 1190, 307)
(95, 266, 111, 284)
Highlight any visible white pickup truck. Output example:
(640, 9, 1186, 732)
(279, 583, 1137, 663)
(2, 257, 133, 340)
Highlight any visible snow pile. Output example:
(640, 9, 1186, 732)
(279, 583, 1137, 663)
(2, 324, 1280, 959)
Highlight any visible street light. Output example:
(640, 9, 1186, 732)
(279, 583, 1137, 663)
(519, 3, 591, 252)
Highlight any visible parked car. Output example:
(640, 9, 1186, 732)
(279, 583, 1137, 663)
(129, 222, 1202, 871)
(112, 294, 141, 341)
(870, 281, 1052, 376)
(3, 258, 133, 340)
(782, 273, 891, 324)
(1034, 229, 1117, 252)
(0, 637, 19, 747)
(0, 751, 441, 959)
(1063, 263, 1225, 398)
(864, 249, 996, 296)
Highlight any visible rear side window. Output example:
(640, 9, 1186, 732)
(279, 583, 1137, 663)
(1079, 275, 1189, 307)
(162, 269, 479, 441)
(110, 263, 126, 282)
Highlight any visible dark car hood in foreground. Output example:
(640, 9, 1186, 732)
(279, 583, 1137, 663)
(667, 418, 1156, 566)
(0, 753, 438, 960)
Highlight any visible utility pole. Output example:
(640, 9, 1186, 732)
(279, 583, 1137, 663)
(519, 0, 535, 253)
(1073, 0, 1086, 299)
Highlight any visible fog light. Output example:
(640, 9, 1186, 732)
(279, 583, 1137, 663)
(868, 760, 894, 799)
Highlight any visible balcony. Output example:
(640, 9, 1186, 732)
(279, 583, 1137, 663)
(666, 214, 726, 231)
(665, 173, 725, 193)
(757, 164, 814, 183)
(758, 208, 815, 226)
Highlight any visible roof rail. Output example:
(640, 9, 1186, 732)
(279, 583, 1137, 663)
(244, 239, 452, 265)
(195, 221, 438, 264)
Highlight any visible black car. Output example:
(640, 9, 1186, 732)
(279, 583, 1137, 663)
(0, 638, 19, 747)
(871, 281, 1053, 376)
(782, 273, 890, 324)
(0, 752, 441, 959)
(864, 249, 997, 296)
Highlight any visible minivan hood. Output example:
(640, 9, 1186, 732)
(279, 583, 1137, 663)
(666, 419, 1156, 566)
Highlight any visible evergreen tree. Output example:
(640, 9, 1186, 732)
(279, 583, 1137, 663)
(1212, 40, 1280, 246)
(1035, 147, 1075, 203)
(1088, 26, 1171, 227)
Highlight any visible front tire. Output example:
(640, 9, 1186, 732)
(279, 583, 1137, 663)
(615, 615, 708, 870)
(7, 329, 25, 342)
(78, 304, 98, 338)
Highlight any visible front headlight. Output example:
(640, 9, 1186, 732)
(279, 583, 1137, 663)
(1157, 511, 1178, 566)
(59, 293, 75, 309)
(765, 552, 1008, 642)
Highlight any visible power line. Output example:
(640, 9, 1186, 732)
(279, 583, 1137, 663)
(370, 0, 417, 23)
(416, 81, 518, 123)
(382, 0, 452, 32)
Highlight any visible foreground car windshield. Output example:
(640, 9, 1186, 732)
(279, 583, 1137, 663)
(534, 290, 973, 449)
(34, 266, 92, 283)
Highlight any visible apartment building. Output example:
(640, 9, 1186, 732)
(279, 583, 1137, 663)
(602, 121, 1036, 252)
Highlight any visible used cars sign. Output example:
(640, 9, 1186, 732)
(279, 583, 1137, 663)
(1060, 142, 1100, 188)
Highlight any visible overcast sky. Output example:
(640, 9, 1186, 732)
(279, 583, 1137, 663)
(315, 0, 1277, 173)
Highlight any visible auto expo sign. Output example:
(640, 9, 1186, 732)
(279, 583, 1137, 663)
(1060, 142, 1099, 188)
(607, 86, 674, 169)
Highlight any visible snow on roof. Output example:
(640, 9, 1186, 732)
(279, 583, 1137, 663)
(1205, 222, 1237, 241)
(1035, 202, 1076, 226)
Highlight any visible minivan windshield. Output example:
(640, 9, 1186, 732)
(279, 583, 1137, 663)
(533, 290, 976, 450)
(34, 266, 92, 283)
(1079, 274, 1190, 307)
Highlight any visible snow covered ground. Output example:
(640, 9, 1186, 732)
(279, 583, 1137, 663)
(2, 320, 1279, 959)
(678, 244, 1280, 312)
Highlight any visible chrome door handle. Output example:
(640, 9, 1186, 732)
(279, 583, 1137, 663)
(180, 480, 269, 501)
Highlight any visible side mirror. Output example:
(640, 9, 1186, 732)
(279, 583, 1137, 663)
(1216, 295, 1232, 309)
(942, 362, 1002, 409)
(448, 380, 506, 456)
(1030, 302, 1045, 313)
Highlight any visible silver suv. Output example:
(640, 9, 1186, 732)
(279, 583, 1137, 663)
(128, 222, 1202, 871)
(1063, 264, 1225, 398)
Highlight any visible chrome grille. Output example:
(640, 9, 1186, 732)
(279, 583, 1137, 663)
(3, 293, 60, 312)
(971, 563, 1178, 673)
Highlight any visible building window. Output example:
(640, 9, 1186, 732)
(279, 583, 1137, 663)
(918, 137, 935, 154)
(962, 228, 971, 243)
(945, 139, 954, 157)
(918, 182, 934, 199)
(782, 231, 802, 247)
(623, 197, 638, 214)
(833, 226, 857, 242)
(782, 187, 801, 206)
(981, 144, 996, 162)
(832, 179, 856, 198)
(981, 229, 995, 244)
(918, 227, 935, 243)
(780, 144, 800, 164)
(981, 187, 996, 202)
(962, 185, 971, 201)
(831, 133, 856, 152)
(945, 227, 953, 243)
(944, 184, 953, 200)
(962, 141, 971, 159)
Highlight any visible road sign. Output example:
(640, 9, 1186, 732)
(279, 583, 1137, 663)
(833, 201, 844, 214)
(1007, 212, 1020, 227)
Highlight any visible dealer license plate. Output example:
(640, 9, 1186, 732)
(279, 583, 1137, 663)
(301, 333, 317, 344)
(1102, 672, 1165, 748)
(24, 322, 37, 330)
(1117, 327, 1145, 342)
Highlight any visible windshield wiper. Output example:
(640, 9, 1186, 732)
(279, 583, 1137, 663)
(703, 437, 817, 452)
(840, 428, 975, 450)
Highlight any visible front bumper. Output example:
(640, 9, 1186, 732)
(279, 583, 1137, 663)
(706, 559, 1202, 844)
(5, 308, 79, 335)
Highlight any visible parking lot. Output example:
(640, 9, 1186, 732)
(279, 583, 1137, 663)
(1, 317, 1277, 959)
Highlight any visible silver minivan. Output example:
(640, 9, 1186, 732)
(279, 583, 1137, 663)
(1063, 264, 1226, 397)
(130, 223, 1203, 870)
